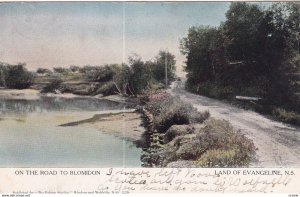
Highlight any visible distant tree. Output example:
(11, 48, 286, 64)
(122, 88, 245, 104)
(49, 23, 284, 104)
(53, 67, 69, 74)
(152, 50, 176, 84)
(85, 65, 116, 82)
(79, 65, 98, 73)
(113, 64, 134, 95)
(37, 68, 52, 74)
(69, 65, 80, 72)
(128, 54, 152, 94)
(5, 64, 34, 89)
(0, 64, 8, 87)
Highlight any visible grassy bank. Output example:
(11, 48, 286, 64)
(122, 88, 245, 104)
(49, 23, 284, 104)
(139, 91, 256, 167)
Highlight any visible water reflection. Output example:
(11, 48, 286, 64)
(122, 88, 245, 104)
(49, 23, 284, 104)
(0, 97, 126, 114)
(0, 97, 141, 167)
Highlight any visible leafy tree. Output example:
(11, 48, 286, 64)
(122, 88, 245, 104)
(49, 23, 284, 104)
(128, 54, 151, 94)
(181, 2, 300, 107)
(85, 65, 116, 82)
(151, 50, 176, 84)
(5, 64, 34, 89)
(0, 64, 8, 87)
(180, 26, 224, 87)
(69, 65, 80, 72)
(37, 68, 52, 74)
(53, 67, 70, 74)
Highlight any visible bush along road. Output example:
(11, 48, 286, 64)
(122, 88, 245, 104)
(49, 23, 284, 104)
(139, 90, 256, 168)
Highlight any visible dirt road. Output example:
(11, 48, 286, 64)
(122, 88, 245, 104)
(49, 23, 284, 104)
(169, 81, 300, 167)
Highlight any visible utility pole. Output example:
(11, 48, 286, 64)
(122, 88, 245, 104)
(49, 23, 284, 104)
(165, 50, 168, 89)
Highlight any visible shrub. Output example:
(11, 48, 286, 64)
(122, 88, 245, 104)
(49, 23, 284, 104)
(154, 118, 256, 167)
(37, 68, 52, 75)
(272, 108, 300, 125)
(85, 65, 115, 82)
(195, 118, 256, 167)
(196, 149, 238, 167)
(53, 67, 70, 74)
(94, 81, 117, 96)
(41, 77, 63, 93)
(146, 96, 210, 133)
(69, 65, 80, 72)
(5, 64, 34, 89)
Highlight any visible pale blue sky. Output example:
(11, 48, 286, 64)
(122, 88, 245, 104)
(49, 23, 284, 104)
(0, 2, 232, 72)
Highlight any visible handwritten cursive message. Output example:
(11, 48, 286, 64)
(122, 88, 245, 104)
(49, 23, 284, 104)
(1, 168, 298, 194)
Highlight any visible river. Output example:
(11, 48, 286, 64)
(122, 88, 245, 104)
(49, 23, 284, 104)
(0, 96, 142, 167)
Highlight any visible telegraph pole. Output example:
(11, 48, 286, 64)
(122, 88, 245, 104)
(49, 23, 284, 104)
(165, 50, 168, 89)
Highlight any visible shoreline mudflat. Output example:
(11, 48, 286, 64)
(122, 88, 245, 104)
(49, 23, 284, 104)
(60, 111, 145, 143)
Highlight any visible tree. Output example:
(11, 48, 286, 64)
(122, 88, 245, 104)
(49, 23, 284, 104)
(180, 26, 224, 86)
(53, 67, 70, 74)
(69, 65, 80, 72)
(181, 2, 299, 107)
(0, 64, 8, 87)
(85, 65, 115, 82)
(5, 64, 34, 89)
(152, 50, 176, 84)
(128, 54, 151, 94)
(37, 68, 52, 75)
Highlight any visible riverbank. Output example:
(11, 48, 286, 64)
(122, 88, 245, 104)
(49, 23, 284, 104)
(0, 87, 257, 168)
(0, 88, 145, 144)
(59, 110, 145, 144)
(139, 91, 256, 167)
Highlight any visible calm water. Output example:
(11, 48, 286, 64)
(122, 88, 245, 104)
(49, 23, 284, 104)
(0, 97, 142, 167)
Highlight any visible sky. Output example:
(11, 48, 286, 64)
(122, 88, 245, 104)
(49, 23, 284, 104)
(0, 2, 231, 74)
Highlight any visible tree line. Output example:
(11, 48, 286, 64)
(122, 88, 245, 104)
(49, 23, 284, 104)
(180, 2, 300, 112)
(0, 50, 176, 96)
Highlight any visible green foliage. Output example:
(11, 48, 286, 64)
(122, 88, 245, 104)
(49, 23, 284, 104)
(154, 117, 255, 167)
(152, 51, 176, 84)
(0, 64, 8, 87)
(94, 81, 117, 96)
(126, 51, 176, 95)
(37, 68, 52, 75)
(53, 67, 70, 74)
(196, 148, 239, 167)
(272, 107, 300, 125)
(84, 65, 116, 82)
(194, 118, 256, 167)
(4, 64, 34, 89)
(181, 2, 300, 111)
(146, 96, 210, 133)
(69, 65, 80, 72)
(128, 55, 152, 94)
(41, 77, 63, 93)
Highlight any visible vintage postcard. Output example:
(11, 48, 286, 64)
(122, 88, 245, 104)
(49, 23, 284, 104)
(0, 1, 299, 195)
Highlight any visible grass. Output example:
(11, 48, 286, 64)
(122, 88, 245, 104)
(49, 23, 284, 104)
(271, 107, 300, 125)
(195, 118, 256, 167)
(158, 118, 256, 167)
(145, 93, 210, 133)
(143, 92, 256, 167)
